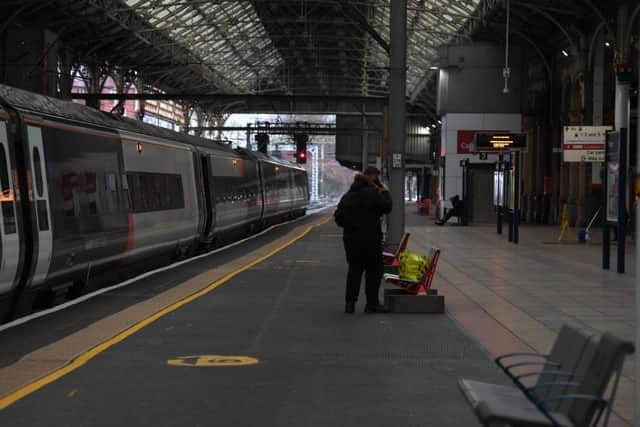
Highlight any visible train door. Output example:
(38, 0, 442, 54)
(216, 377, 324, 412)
(0, 122, 19, 295)
(200, 155, 215, 242)
(26, 126, 52, 287)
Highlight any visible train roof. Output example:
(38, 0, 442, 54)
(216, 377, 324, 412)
(0, 84, 238, 157)
(237, 148, 307, 172)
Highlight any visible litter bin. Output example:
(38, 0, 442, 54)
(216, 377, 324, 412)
(577, 229, 587, 243)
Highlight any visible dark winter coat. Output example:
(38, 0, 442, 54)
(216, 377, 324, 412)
(334, 174, 393, 244)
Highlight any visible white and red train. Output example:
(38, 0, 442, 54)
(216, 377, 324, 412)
(0, 84, 309, 323)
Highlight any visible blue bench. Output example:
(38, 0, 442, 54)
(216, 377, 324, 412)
(459, 324, 634, 426)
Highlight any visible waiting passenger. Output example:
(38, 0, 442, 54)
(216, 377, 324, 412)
(334, 167, 393, 314)
(435, 195, 463, 226)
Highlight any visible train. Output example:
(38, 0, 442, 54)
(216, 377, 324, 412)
(0, 83, 309, 323)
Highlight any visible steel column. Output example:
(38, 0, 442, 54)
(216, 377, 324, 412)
(388, 0, 407, 243)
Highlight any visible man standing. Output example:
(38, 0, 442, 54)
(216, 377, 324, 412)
(334, 166, 393, 313)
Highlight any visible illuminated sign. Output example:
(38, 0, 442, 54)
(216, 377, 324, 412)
(472, 133, 527, 152)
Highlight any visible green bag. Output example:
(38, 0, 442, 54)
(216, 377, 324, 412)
(398, 251, 429, 282)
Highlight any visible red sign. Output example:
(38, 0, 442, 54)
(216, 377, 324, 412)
(564, 144, 605, 150)
(456, 130, 475, 154)
(457, 130, 505, 154)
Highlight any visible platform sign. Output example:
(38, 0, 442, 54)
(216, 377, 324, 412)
(392, 153, 403, 168)
(457, 130, 505, 154)
(563, 126, 611, 162)
(471, 133, 527, 152)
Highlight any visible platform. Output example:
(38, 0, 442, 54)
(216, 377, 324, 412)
(0, 209, 635, 426)
(0, 212, 504, 427)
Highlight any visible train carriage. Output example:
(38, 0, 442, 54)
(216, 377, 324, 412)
(0, 83, 309, 323)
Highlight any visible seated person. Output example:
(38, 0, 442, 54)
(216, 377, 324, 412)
(435, 195, 463, 226)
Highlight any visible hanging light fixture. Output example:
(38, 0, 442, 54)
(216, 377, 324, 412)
(503, 0, 511, 94)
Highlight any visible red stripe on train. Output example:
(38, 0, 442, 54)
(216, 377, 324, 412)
(122, 212, 135, 263)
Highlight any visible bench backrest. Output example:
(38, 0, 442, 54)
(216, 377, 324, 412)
(397, 232, 410, 255)
(423, 247, 440, 289)
(565, 332, 634, 426)
(535, 325, 595, 403)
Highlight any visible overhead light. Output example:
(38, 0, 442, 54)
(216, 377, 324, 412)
(429, 66, 439, 70)
(605, 41, 611, 47)
(431, 124, 437, 129)
(561, 49, 569, 57)
(437, 120, 442, 124)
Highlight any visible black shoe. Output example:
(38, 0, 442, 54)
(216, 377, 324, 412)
(435, 221, 444, 226)
(345, 302, 355, 314)
(364, 304, 389, 313)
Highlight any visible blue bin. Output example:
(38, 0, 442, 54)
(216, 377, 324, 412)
(577, 229, 587, 243)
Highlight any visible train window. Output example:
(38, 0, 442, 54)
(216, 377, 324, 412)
(33, 147, 44, 197)
(0, 146, 15, 234)
(121, 173, 130, 211)
(127, 172, 184, 213)
(0, 145, 10, 194)
(104, 173, 119, 213)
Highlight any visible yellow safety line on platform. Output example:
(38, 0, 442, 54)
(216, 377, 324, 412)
(0, 215, 331, 410)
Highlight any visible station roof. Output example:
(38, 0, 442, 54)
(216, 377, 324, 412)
(1, 1, 630, 116)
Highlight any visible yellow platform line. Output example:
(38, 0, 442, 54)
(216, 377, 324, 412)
(0, 216, 331, 410)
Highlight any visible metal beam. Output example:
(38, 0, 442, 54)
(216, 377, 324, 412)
(337, 0, 390, 55)
(184, 125, 381, 135)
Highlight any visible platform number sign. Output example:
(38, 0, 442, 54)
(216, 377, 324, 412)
(167, 355, 259, 367)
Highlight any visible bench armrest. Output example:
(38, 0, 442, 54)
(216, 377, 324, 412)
(502, 361, 560, 376)
(495, 352, 550, 366)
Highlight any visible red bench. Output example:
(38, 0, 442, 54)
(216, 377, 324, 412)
(417, 198, 431, 215)
(383, 246, 440, 295)
(382, 232, 410, 266)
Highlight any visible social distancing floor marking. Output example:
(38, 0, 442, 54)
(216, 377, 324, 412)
(167, 355, 259, 367)
(0, 215, 332, 411)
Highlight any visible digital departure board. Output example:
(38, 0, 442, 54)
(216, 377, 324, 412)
(471, 133, 527, 152)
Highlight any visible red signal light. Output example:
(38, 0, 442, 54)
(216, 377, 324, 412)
(295, 150, 307, 164)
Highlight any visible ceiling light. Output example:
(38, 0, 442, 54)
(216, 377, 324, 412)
(431, 124, 437, 129)
(429, 66, 439, 70)
(561, 49, 569, 57)
(605, 41, 611, 47)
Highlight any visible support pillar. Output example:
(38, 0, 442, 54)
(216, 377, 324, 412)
(387, 0, 406, 243)
(361, 104, 368, 171)
(636, 31, 640, 427)
(591, 29, 605, 211)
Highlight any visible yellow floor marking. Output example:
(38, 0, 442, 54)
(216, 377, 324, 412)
(167, 355, 258, 367)
(0, 216, 331, 411)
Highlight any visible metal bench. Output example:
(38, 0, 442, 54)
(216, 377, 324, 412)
(458, 325, 634, 426)
(383, 246, 440, 295)
(382, 232, 410, 267)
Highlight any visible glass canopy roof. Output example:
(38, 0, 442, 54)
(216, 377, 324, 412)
(123, 0, 481, 100)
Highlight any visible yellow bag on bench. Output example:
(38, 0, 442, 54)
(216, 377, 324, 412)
(398, 251, 429, 282)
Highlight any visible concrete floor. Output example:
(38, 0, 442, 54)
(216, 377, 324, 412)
(406, 207, 635, 426)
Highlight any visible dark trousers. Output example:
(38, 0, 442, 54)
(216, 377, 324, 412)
(343, 239, 383, 305)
